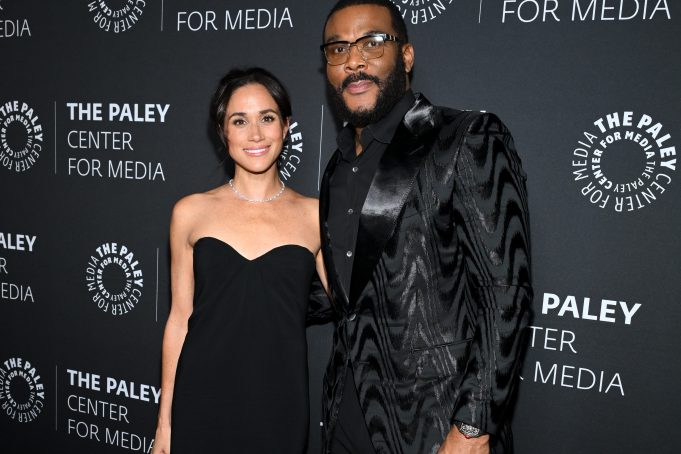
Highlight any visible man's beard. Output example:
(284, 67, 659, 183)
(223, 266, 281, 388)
(329, 53, 407, 128)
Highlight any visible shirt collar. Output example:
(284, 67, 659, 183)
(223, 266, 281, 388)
(336, 90, 415, 161)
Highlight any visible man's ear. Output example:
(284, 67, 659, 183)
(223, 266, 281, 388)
(402, 43, 414, 74)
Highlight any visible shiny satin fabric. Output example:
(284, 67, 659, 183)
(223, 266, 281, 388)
(317, 94, 532, 454)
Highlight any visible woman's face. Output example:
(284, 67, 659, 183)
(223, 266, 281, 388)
(224, 83, 289, 175)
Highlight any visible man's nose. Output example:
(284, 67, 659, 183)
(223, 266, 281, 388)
(344, 44, 366, 71)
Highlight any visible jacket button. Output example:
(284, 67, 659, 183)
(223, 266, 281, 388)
(347, 313, 356, 321)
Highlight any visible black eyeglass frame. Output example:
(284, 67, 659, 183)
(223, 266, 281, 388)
(320, 33, 401, 65)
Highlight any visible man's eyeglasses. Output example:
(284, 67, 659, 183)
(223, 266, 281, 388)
(320, 33, 400, 66)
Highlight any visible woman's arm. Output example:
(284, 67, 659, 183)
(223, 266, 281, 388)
(315, 249, 329, 294)
(152, 198, 196, 454)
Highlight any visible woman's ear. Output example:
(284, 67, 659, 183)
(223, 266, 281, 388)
(283, 116, 291, 140)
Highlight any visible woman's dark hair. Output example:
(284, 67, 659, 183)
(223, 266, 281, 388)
(210, 67, 292, 147)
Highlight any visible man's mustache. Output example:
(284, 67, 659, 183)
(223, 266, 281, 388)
(341, 73, 381, 91)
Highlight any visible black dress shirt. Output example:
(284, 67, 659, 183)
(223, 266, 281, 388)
(327, 90, 415, 294)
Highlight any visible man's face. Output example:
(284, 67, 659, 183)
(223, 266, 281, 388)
(323, 4, 414, 127)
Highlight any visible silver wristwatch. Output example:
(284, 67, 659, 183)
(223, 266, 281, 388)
(454, 421, 483, 438)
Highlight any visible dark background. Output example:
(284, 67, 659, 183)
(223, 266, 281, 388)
(1, 1, 679, 452)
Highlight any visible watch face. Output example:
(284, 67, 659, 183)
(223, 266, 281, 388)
(459, 423, 481, 438)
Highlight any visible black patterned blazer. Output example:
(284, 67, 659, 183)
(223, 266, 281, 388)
(317, 94, 532, 454)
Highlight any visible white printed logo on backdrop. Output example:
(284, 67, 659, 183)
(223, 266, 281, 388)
(0, 357, 45, 423)
(279, 120, 305, 183)
(390, 0, 455, 25)
(0, 0, 33, 38)
(572, 111, 676, 212)
(85, 242, 144, 316)
(0, 101, 43, 172)
(176, 6, 293, 31)
(0, 232, 36, 303)
(522, 292, 643, 396)
(500, 0, 671, 23)
(64, 368, 158, 451)
(87, 0, 147, 33)
(65, 102, 168, 182)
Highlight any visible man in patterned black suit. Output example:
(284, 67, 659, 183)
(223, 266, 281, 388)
(317, 1, 532, 453)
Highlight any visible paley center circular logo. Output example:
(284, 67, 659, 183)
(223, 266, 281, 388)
(571, 111, 676, 213)
(278, 119, 305, 183)
(85, 242, 144, 316)
(390, 0, 454, 25)
(0, 357, 45, 423)
(0, 100, 43, 172)
(87, 0, 146, 33)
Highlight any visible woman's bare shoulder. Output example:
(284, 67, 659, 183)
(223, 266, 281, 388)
(171, 186, 228, 229)
(285, 189, 319, 216)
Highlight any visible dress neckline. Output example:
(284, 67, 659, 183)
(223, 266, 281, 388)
(194, 236, 315, 262)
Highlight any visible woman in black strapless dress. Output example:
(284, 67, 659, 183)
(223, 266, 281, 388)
(151, 68, 328, 454)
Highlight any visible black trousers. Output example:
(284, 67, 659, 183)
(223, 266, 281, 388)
(330, 371, 377, 454)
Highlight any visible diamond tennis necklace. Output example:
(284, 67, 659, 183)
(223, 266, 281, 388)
(228, 178, 285, 203)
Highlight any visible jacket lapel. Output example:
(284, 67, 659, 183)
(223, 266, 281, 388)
(348, 94, 442, 307)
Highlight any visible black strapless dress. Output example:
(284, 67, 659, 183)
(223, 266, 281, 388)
(171, 237, 315, 453)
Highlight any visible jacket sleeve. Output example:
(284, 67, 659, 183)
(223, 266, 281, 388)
(306, 272, 336, 326)
(450, 112, 533, 436)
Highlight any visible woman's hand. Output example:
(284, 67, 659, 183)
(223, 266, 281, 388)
(151, 424, 171, 454)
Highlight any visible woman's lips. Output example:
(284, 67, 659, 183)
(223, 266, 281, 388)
(243, 145, 270, 156)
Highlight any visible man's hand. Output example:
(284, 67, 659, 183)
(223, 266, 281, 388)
(437, 425, 490, 454)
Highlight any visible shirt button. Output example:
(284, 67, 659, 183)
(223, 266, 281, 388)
(346, 250, 353, 258)
(347, 208, 354, 215)
(352, 166, 359, 173)
(347, 313, 357, 321)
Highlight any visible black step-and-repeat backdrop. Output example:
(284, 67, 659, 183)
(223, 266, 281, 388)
(1, 1, 679, 453)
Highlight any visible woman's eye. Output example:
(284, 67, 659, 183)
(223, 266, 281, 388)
(262, 115, 276, 123)
(232, 118, 246, 126)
